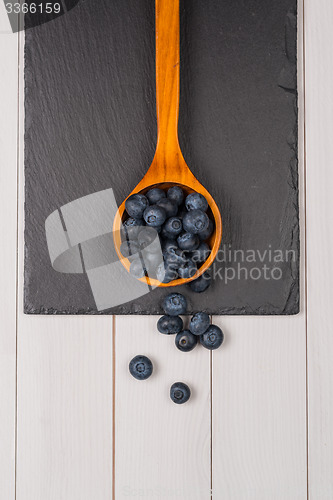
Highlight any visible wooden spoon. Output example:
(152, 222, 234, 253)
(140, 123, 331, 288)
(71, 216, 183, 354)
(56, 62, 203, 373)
(113, 0, 222, 287)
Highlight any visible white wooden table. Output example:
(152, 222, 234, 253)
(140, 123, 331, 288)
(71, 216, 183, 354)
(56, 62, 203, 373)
(1, 0, 332, 498)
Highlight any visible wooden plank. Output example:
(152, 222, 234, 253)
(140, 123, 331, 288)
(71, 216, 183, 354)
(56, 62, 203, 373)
(212, 317, 307, 500)
(114, 316, 211, 499)
(305, 0, 333, 497)
(212, 2, 307, 497)
(0, 18, 18, 500)
(16, 32, 113, 500)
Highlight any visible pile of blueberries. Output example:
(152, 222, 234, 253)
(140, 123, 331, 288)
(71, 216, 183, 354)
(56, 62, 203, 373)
(129, 293, 224, 404)
(158, 293, 224, 352)
(121, 186, 213, 290)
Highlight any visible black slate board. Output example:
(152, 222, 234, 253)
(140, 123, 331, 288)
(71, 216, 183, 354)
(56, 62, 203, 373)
(24, 0, 299, 315)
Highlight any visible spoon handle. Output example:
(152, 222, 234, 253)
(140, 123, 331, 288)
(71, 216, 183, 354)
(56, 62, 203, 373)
(155, 0, 181, 158)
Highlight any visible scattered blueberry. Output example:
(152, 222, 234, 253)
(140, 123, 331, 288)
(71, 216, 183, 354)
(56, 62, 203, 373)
(189, 312, 210, 335)
(191, 242, 211, 263)
(167, 186, 184, 206)
(162, 293, 187, 316)
(157, 198, 178, 218)
(143, 205, 167, 227)
(178, 258, 197, 279)
(185, 192, 208, 212)
(157, 315, 183, 334)
(146, 187, 166, 205)
(170, 382, 191, 404)
(177, 232, 200, 251)
(175, 330, 198, 352)
(189, 270, 212, 293)
(129, 355, 153, 380)
(164, 217, 183, 237)
(200, 325, 224, 350)
(125, 194, 149, 219)
(198, 219, 214, 241)
(183, 209, 209, 234)
(120, 239, 139, 257)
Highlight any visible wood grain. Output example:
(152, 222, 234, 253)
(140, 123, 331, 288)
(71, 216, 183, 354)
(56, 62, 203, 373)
(212, 316, 307, 500)
(114, 316, 211, 499)
(305, 0, 333, 497)
(0, 23, 18, 500)
(16, 32, 113, 500)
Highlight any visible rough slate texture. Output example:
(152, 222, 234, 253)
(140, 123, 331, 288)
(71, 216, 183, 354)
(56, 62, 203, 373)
(24, 0, 299, 315)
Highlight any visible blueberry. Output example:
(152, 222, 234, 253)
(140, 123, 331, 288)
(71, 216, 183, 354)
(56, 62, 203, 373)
(185, 192, 208, 212)
(129, 258, 146, 278)
(183, 209, 209, 234)
(177, 232, 200, 251)
(191, 242, 211, 263)
(143, 250, 163, 273)
(160, 226, 177, 240)
(143, 205, 167, 227)
(170, 382, 191, 404)
(162, 239, 178, 256)
(122, 217, 144, 239)
(157, 198, 178, 218)
(189, 270, 212, 293)
(178, 258, 197, 279)
(120, 239, 140, 257)
(163, 217, 183, 237)
(125, 194, 149, 219)
(162, 293, 187, 316)
(175, 330, 198, 352)
(129, 355, 153, 380)
(167, 186, 184, 206)
(200, 325, 224, 350)
(157, 315, 183, 334)
(165, 248, 188, 269)
(156, 262, 178, 283)
(146, 187, 166, 205)
(198, 219, 214, 241)
(138, 227, 160, 249)
(189, 312, 210, 335)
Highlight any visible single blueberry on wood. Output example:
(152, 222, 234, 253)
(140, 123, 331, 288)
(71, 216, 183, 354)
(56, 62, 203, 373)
(129, 355, 153, 380)
(162, 292, 187, 316)
(189, 312, 210, 335)
(177, 231, 200, 251)
(170, 382, 191, 404)
(157, 315, 183, 334)
(200, 324, 224, 350)
(185, 192, 208, 212)
(157, 198, 178, 218)
(167, 186, 184, 206)
(146, 187, 166, 205)
(143, 205, 167, 227)
(189, 270, 212, 293)
(125, 193, 149, 219)
(183, 209, 209, 234)
(175, 330, 198, 352)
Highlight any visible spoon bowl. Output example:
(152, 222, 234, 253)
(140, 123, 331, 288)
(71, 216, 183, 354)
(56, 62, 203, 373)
(113, 0, 222, 287)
